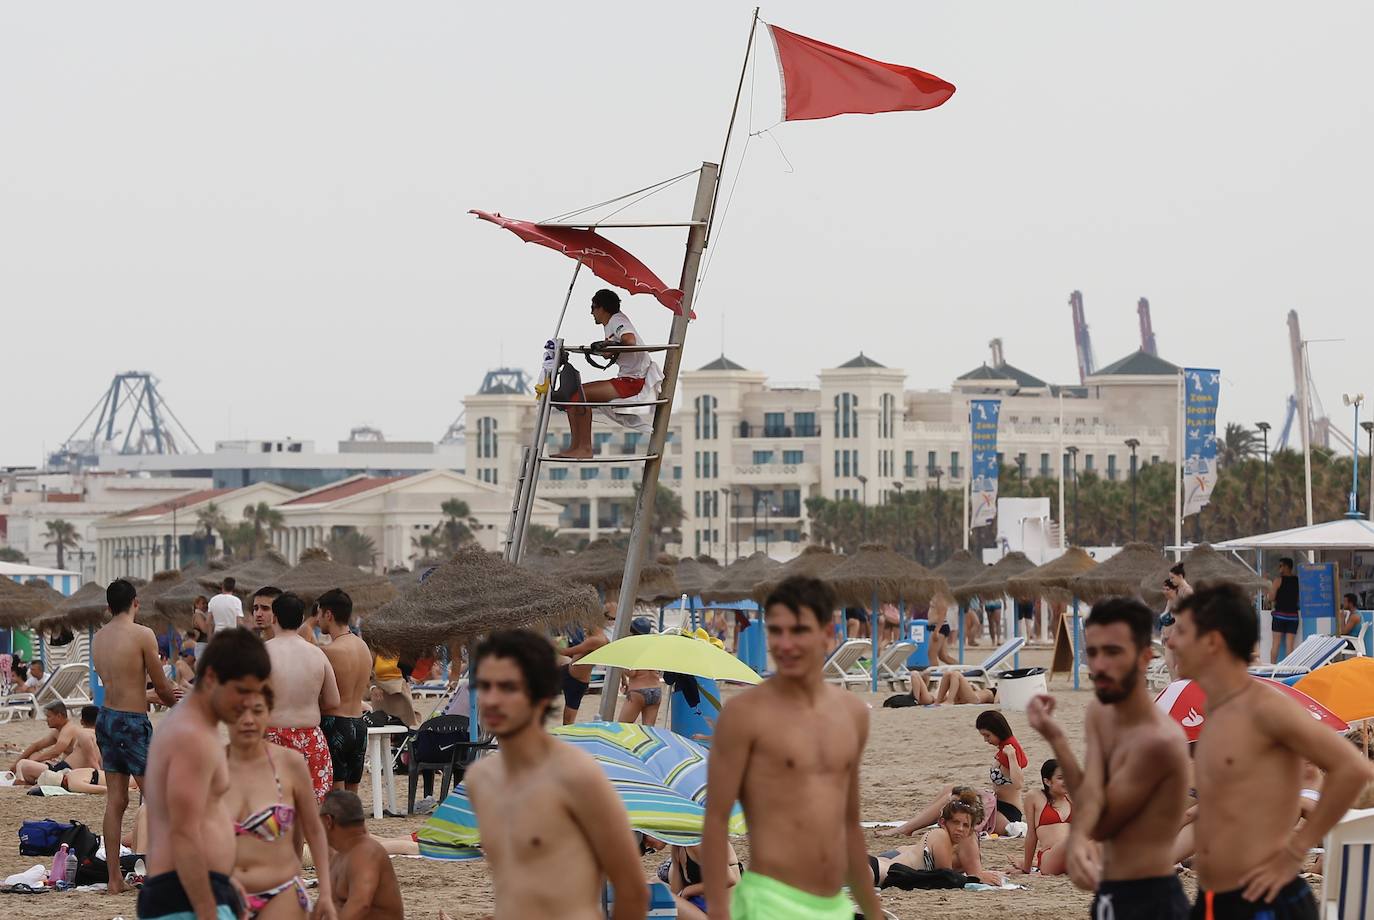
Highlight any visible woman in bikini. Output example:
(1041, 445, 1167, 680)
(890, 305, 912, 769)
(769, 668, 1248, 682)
(225, 687, 334, 918)
(617, 618, 663, 726)
(1015, 758, 1071, 875)
(880, 711, 1029, 838)
(656, 839, 742, 920)
(870, 790, 1006, 887)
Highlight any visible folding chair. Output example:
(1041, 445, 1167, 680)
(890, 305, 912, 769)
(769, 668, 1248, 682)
(1249, 635, 1347, 680)
(1321, 807, 1374, 918)
(822, 639, 873, 689)
(924, 637, 1026, 689)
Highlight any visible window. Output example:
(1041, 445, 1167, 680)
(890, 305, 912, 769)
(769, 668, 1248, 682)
(904, 450, 915, 477)
(764, 412, 786, 437)
(927, 450, 938, 476)
(950, 451, 961, 479)
(1107, 455, 1118, 481)
(782, 489, 801, 516)
(833, 393, 859, 439)
(753, 450, 774, 465)
(879, 393, 897, 438)
(1151, 455, 1160, 466)
(794, 412, 817, 437)
(581, 467, 599, 480)
(1084, 454, 1095, 473)
(694, 395, 719, 440)
(672, 466, 682, 479)
(594, 432, 612, 449)
(612, 467, 629, 481)
(1039, 452, 1051, 477)
(1016, 452, 1027, 476)
(782, 450, 803, 465)
(783, 529, 801, 543)
(476, 417, 498, 459)
(550, 468, 568, 481)
(694, 451, 717, 479)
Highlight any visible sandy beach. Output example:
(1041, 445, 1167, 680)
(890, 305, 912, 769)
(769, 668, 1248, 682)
(0, 648, 1200, 919)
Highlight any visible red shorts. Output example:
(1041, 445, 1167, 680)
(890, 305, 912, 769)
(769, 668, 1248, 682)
(266, 725, 333, 802)
(610, 376, 645, 398)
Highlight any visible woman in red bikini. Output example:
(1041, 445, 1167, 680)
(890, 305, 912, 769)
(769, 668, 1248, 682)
(1016, 758, 1072, 876)
(551, 289, 652, 459)
(225, 687, 335, 918)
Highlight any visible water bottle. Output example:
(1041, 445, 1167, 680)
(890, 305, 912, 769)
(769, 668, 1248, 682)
(65, 848, 77, 884)
(50, 843, 68, 886)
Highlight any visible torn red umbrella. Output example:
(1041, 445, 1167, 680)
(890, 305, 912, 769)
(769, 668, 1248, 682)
(470, 210, 689, 317)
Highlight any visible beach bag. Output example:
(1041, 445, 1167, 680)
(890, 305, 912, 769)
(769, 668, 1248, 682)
(18, 819, 70, 856)
(881, 864, 976, 890)
(883, 692, 918, 708)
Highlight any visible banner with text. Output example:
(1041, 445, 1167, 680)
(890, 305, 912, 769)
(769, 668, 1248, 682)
(970, 399, 1001, 528)
(1182, 368, 1221, 517)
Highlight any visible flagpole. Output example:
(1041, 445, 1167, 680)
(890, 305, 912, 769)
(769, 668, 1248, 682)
(1174, 369, 1184, 561)
(707, 6, 761, 243)
(963, 400, 971, 551)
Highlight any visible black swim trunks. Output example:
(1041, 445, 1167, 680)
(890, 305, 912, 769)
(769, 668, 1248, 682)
(561, 665, 590, 712)
(995, 799, 1023, 824)
(97, 707, 153, 776)
(1190, 877, 1317, 920)
(137, 869, 242, 919)
(1094, 875, 1188, 920)
(320, 714, 368, 786)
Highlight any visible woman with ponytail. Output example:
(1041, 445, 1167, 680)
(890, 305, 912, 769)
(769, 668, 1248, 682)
(1015, 759, 1071, 875)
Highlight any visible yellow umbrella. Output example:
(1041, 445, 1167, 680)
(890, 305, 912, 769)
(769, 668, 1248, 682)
(1295, 657, 1374, 724)
(579, 633, 763, 684)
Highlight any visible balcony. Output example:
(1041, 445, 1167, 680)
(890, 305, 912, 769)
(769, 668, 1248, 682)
(737, 422, 821, 439)
(539, 477, 637, 495)
(729, 462, 820, 485)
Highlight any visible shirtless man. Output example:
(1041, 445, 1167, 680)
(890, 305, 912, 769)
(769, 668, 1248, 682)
(263, 591, 340, 802)
(319, 790, 404, 919)
(138, 628, 270, 920)
(92, 578, 179, 894)
(467, 629, 647, 919)
(1028, 597, 1191, 919)
(704, 575, 882, 920)
(317, 589, 372, 793)
(559, 602, 613, 725)
(12, 701, 100, 781)
(1168, 583, 1374, 919)
(249, 585, 280, 640)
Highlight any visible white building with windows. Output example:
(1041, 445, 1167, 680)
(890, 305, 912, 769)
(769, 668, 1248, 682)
(463, 348, 1179, 558)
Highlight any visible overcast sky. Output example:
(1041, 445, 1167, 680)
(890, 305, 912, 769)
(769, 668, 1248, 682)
(4, 1, 1372, 465)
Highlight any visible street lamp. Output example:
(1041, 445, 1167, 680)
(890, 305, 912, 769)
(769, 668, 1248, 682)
(1066, 446, 1080, 545)
(721, 487, 739, 561)
(1124, 438, 1140, 541)
(1343, 395, 1365, 518)
(857, 475, 869, 541)
(1255, 421, 1271, 531)
(930, 467, 945, 561)
(892, 481, 904, 554)
(1015, 455, 1026, 494)
(752, 490, 760, 554)
(1363, 420, 1374, 521)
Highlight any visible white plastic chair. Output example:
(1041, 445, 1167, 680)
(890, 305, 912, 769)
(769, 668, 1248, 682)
(1321, 807, 1374, 918)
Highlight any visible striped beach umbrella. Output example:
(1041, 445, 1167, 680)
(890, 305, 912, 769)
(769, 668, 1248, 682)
(417, 722, 745, 859)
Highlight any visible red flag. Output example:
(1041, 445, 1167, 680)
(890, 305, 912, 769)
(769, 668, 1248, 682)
(470, 210, 688, 316)
(767, 25, 955, 122)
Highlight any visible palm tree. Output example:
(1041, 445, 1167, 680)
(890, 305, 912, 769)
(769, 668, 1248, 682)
(326, 529, 377, 569)
(242, 502, 284, 558)
(410, 529, 447, 560)
(43, 519, 81, 570)
(1218, 423, 1260, 468)
(0, 547, 28, 563)
(439, 498, 480, 550)
(632, 483, 686, 553)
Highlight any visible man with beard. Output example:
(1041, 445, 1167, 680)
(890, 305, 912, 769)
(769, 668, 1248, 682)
(1167, 584, 1372, 919)
(466, 629, 647, 919)
(1027, 597, 1191, 920)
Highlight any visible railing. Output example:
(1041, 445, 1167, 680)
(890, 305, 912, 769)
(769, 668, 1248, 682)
(729, 463, 819, 483)
(737, 423, 822, 439)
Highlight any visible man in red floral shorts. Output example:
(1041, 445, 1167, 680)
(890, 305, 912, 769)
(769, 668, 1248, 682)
(263, 592, 340, 801)
(551, 289, 652, 459)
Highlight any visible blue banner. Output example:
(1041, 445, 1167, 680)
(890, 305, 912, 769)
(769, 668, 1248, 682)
(1182, 368, 1221, 517)
(970, 399, 1000, 527)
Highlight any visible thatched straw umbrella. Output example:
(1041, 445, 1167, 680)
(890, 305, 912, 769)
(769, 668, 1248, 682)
(155, 554, 290, 621)
(32, 582, 109, 634)
(1138, 544, 1271, 607)
(749, 545, 845, 604)
(0, 578, 64, 629)
(1006, 547, 1099, 602)
(364, 543, 604, 659)
(133, 570, 196, 632)
(823, 543, 947, 607)
(1068, 542, 1169, 603)
(274, 549, 397, 616)
(698, 553, 782, 605)
(641, 556, 722, 604)
(956, 551, 1038, 603)
(550, 540, 675, 597)
(932, 550, 987, 596)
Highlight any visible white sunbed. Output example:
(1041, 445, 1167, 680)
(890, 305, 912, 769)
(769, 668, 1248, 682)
(924, 637, 1027, 689)
(823, 639, 875, 690)
(1248, 634, 1348, 679)
(30, 662, 93, 718)
(876, 641, 918, 690)
(1321, 807, 1374, 918)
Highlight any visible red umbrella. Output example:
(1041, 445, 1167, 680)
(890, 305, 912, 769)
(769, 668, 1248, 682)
(1155, 678, 1349, 742)
(470, 210, 688, 316)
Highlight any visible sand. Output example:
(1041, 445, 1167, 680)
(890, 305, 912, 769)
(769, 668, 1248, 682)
(0, 648, 1198, 919)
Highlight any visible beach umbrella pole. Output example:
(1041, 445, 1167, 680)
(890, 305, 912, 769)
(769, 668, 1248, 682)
(957, 602, 966, 664)
(1072, 598, 1081, 690)
(1012, 595, 1020, 670)
(870, 590, 880, 692)
(468, 640, 479, 743)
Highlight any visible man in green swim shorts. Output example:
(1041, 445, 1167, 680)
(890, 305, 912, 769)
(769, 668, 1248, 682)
(703, 575, 883, 920)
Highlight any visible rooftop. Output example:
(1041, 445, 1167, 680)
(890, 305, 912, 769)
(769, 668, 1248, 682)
(282, 475, 407, 507)
(697, 354, 748, 371)
(956, 362, 1049, 389)
(837, 352, 885, 369)
(1093, 350, 1179, 377)
(113, 488, 233, 520)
